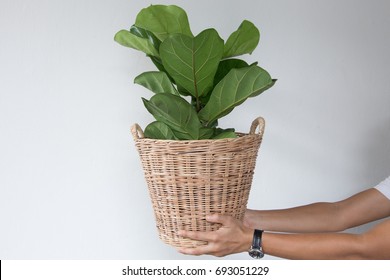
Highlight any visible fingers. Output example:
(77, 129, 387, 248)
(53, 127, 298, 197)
(178, 244, 214, 256)
(177, 230, 215, 256)
(206, 213, 235, 226)
(177, 233, 226, 257)
(177, 214, 234, 241)
(177, 214, 233, 240)
(177, 214, 240, 257)
(178, 229, 215, 242)
(177, 215, 222, 256)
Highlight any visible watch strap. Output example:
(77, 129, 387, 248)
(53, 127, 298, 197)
(252, 229, 263, 249)
(249, 229, 264, 259)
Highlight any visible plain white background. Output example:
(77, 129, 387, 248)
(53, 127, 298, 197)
(0, 0, 389, 260)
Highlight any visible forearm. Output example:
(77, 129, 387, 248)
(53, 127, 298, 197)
(246, 202, 343, 233)
(246, 189, 390, 233)
(178, 215, 390, 259)
(262, 218, 390, 260)
(262, 232, 364, 260)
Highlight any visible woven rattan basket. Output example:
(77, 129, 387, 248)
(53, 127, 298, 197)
(131, 117, 265, 248)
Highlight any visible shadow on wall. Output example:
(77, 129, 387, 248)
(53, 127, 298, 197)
(361, 116, 390, 185)
(346, 116, 390, 235)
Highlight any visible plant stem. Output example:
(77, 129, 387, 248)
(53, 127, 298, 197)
(192, 40, 201, 112)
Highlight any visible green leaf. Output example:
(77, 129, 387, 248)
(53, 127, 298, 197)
(114, 29, 159, 57)
(144, 121, 177, 140)
(199, 127, 214, 139)
(211, 128, 237, 139)
(223, 20, 260, 58)
(142, 93, 201, 140)
(194, 59, 250, 108)
(130, 25, 161, 51)
(198, 65, 275, 124)
(135, 5, 193, 41)
(134, 71, 179, 95)
(212, 130, 237, 139)
(214, 59, 249, 87)
(250, 78, 277, 98)
(123, 26, 170, 75)
(147, 56, 178, 85)
(160, 29, 224, 100)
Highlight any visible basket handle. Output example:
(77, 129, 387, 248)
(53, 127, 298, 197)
(249, 117, 265, 136)
(131, 123, 144, 140)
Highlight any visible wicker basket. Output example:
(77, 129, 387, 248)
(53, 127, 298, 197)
(131, 117, 265, 248)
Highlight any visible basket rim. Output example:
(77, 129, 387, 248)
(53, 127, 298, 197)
(133, 132, 261, 144)
(131, 117, 266, 143)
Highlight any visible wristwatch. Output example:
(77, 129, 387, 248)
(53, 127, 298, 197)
(248, 229, 264, 259)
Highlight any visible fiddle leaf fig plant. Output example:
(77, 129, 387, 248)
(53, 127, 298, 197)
(115, 4, 276, 140)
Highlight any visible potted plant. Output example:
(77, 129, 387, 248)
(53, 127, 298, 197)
(115, 4, 276, 248)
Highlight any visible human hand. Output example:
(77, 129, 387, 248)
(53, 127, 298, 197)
(177, 214, 253, 257)
(243, 209, 259, 229)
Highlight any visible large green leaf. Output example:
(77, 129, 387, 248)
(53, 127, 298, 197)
(134, 71, 179, 95)
(250, 78, 277, 98)
(129, 25, 161, 51)
(213, 59, 249, 87)
(159, 29, 224, 101)
(197, 59, 250, 107)
(223, 20, 260, 58)
(142, 93, 201, 140)
(198, 65, 275, 124)
(116, 26, 169, 74)
(149, 56, 167, 74)
(114, 29, 159, 57)
(135, 5, 193, 41)
(144, 121, 177, 140)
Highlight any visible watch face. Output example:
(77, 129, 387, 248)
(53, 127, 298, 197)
(249, 247, 264, 259)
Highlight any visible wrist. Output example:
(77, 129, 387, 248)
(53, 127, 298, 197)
(244, 209, 259, 228)
(241, 225, 255, 252)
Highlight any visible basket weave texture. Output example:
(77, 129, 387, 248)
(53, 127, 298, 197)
(131, 117, 265, 248)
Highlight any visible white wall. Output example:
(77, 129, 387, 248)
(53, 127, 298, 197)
(0, 0, 389, 259)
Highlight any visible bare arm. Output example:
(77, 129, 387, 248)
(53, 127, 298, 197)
(178, 188, 390, 259)
(244, 189, 390, 232)
(262, 218, 390, 259)
(179, 214, 390, 259)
